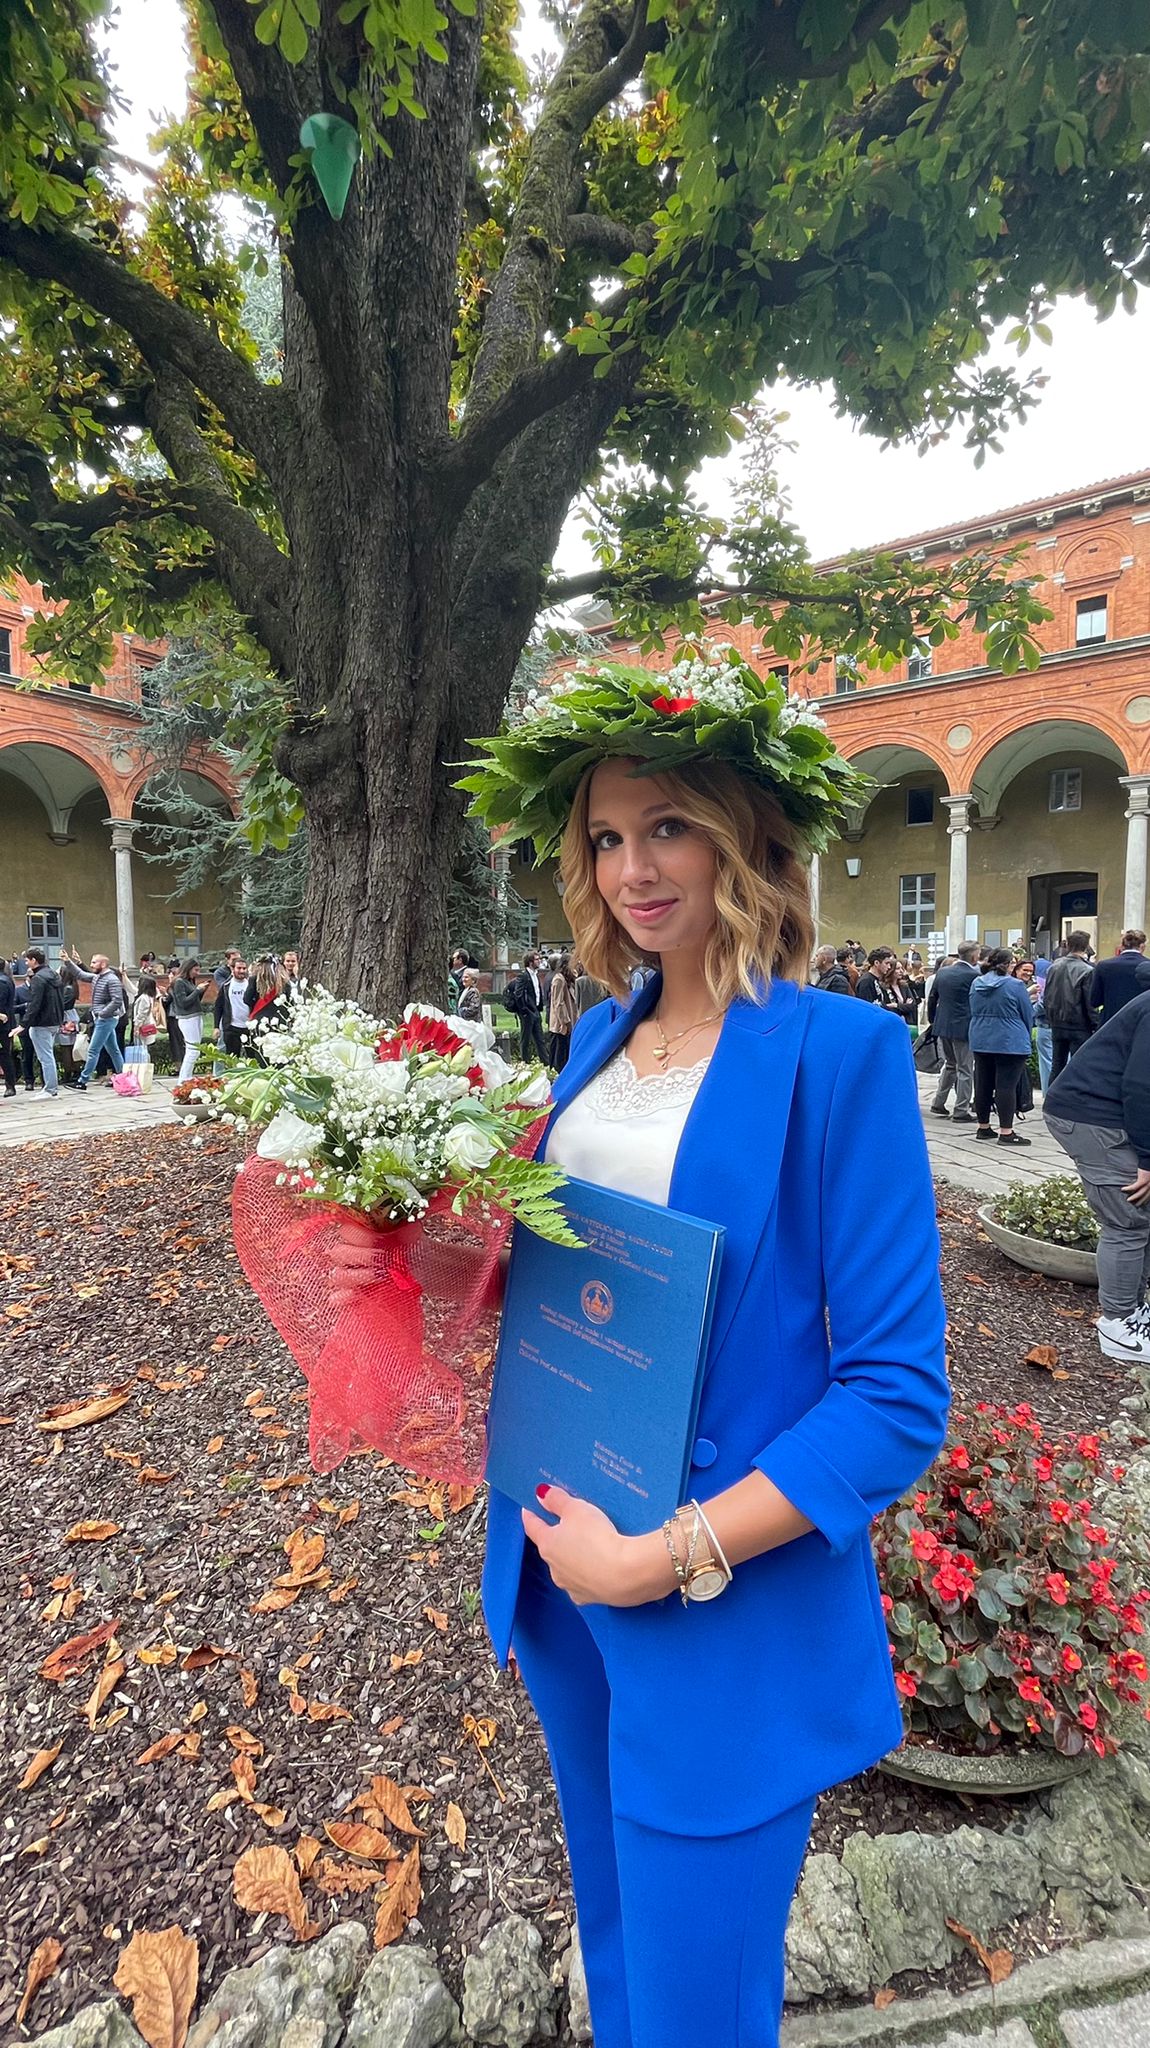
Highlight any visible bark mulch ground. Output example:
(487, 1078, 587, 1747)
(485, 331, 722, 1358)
(0, 1134, 1134, 2040)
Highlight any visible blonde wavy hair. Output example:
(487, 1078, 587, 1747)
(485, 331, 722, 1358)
(558, 757, 815, 1006)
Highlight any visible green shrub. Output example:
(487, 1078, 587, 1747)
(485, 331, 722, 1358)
(994, 1175, 1099, 1251)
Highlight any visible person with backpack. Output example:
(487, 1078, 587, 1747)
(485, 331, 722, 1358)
(505, 950, 548, 1063)
(1043, 931, 1096, 1083)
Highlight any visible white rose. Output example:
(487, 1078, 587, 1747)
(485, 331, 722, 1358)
(256, 1108, 325, 1164)
(475, 1047, 515, 1089)
(258, 1032, 292, 1065)
(513, 1069, 552, 1110)
(325, 1038, 376, 1071)
(373, 1059, 411, 1097)
(443, 1121, 499, 1172)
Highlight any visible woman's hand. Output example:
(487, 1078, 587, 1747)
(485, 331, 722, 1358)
(521, 1486, 674, 1607)
(329, 1216, 396, 1307)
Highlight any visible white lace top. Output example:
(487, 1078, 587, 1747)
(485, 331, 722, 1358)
(545, 1047, 711, 1207)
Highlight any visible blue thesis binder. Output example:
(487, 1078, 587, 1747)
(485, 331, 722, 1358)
(485, 1178, 724, 1535)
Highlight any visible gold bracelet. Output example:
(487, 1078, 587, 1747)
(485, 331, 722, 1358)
(661, 1516, 689, 1598)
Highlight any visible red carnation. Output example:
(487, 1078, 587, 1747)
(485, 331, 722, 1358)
(650, 693, 698, 714)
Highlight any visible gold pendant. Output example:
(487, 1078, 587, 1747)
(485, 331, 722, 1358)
(652, 1043, 669, 1063)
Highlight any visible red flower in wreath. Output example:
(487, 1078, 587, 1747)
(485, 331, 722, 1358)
(379, 1013, 470, 1063)
(650, 693, 698, 714)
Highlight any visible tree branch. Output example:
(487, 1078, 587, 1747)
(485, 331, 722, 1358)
(0, 216, 291, 488)
(752, 0, 909, 82)
(463, 0, 658, 435)
(142, 372, 294, 675)
(564, 214, 656, 262)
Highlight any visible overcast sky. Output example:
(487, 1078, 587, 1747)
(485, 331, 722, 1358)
(105, 0, 1150, 562)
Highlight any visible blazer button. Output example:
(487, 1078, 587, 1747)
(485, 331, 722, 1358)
(690, 1437, 718, 1470)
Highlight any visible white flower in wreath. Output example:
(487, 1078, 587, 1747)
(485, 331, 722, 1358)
(258, 1032, 292, 1065)
(443, 1121, 500, 1173)
(373, 1059, 411, 1098)
(321, 1037, 377, 1073)
(256, 1108, 325, 1164)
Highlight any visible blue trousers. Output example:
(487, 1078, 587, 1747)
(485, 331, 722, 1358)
(512, 1554, 815, 2048)
(80, 1016, 124, 1085)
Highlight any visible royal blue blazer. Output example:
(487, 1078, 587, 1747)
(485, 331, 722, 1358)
(482, 974, 949, 1835)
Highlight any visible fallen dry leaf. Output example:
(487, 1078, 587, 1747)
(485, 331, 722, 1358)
(138, 1644, 178, 1668)
(307, 1698, 352, 1723)
(83, 1657, 126, 1730)
(206, 1435, 225, 1454)
(40, 1618, 121, 1684)
(226, 1725, 263, 1756)
(18, 1745, 62, 1791)
(16, 1936, 64, 2025)
(424, 1607, 449, 1633)
(373, 1843, 421, 1949)
(1025, 1344, 1059, 1372)
(338, 1501, 360, 1525)
(314, 1856, 385, 1897)
(324, 1819, 394, 1861)
(239, 1668, 260, 1709)
(294, 1835, 323, 1878)
(448, 1483, 478, 1514)
(355, 1773, 426, 1839)
(945, 1916, 1014, 1984)
(444, 1802, 466, 1852)
(874, 1986, 897, 2009)
(389, 1648, 423, 1672)
(114, 1925, 199, 2048)
(38, 1393, 132, 1432)
(64, 1520, 122, 1544)
(252, 1586, 301, 1613)
(232, 1845, 317, 1941)
(136, 1731, 187, 1767)
(182, 1644, 227, 1672)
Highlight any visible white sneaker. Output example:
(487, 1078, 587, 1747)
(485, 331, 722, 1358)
(1097, 1313, 1150, 1361)
(32, 1087, 59, 1098)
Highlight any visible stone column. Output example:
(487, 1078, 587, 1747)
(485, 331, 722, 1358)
(941, 794, 974, 949)
(1120, 776, 1150, 933)
(108, 819, 137, 969)
(491, 840, 511, 991)
(809, 852, 820, 944)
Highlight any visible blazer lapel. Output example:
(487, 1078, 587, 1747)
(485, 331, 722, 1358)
(668, 980, 812, 1367)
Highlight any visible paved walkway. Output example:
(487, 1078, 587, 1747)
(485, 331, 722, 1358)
(783, 1931, 1150, 2046)
(0, 1074, 179, 1145)
(916, 1068, 1067, 1197)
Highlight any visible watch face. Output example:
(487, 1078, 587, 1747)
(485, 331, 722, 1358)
(686, 1567, 727, 1602)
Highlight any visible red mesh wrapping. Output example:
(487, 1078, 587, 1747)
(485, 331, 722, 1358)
(232, 1135, 543, 1482)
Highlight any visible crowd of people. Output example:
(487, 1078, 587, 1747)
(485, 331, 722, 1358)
(0, 943, 305, 1100)
(448, 946, 608, 1072)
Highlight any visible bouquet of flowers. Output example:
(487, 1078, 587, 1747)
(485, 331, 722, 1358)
(218, 991, 575, 1481)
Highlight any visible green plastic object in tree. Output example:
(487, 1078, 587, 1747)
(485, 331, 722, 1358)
(299, 113, 360, 222)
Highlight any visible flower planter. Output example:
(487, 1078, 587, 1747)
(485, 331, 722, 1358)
(977, 1203, 1098, 1285)
(879, 1740, 1097, 1798)
(175, 1101, 217, 1123)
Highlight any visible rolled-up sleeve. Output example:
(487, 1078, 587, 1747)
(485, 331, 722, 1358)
(753, 1018, 949, 1552)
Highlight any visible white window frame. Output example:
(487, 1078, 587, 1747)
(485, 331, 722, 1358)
(1049, 768, 1082, 814)
(906, 643, 933, 682)
(1075, 596, 1107, 646)
(834, 655, 860, 694)
(899, 873, 936, 943)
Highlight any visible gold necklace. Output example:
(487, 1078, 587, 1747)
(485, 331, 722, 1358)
(652, 1007, 724, 1065)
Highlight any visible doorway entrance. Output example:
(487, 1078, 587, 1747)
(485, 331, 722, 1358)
(1027, 873, 1099, 957)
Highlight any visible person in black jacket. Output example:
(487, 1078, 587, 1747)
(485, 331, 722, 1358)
(1090, 931, 1147, 1026)
(926, 942, 979, 1121)
(811, 945, 854, 996)
(0, 959, 17, 1095)
(506, 950, 548, 1063)
(1045, 991, 1150, 1363)
(22, 947, 66, 1097)
(1044, 932, 1096, 1081)
(855, 947, 900, 1009)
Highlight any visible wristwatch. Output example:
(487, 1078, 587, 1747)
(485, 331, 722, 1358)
(665, 1502, 734, 1604)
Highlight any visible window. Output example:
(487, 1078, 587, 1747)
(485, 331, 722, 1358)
(27, 908, 64, 963)
(172, 912, 202, 951)
(769, 664, 790, 688)
(0, 625, 11, 675)
(834, 656, 859, 694)
(132, 655, 162, 704)
(1049, 768, 1082, 813)
(905, 786, 935, 827)
(68, 680, 92, 694)
(513, 837, 535, 866)
(907, 643, 933, 682)
(899, 873, 936, 943)
(1076, 596, 1107, 646)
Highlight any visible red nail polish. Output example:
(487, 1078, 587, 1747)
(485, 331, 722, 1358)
(535, 1483, 550, 1501)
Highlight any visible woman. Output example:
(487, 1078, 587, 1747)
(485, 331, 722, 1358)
(1010, 958, 1041, 1115)
(168, 959, 206, 1083)
(340, 653, 948, 2048)
(132, 974, 161, 1049)
(456, 965, 485, 1023)
(243, 956, 290, 1041)
(969, 947, 1035, 1145)
(547, 953, 577, 1070)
